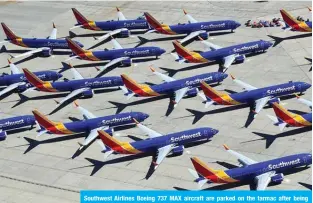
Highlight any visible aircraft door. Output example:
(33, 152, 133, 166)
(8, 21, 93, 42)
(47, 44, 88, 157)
(260, 41, 264, 51)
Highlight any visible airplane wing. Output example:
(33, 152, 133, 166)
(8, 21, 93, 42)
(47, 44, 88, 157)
(110, 37, 123, 49)
(134, 119, 163, 138)
(56, 87, 91, 106)
(64, 55, 79, 62)
(95, 28, 129, 41)
(231, 75, 257, 91)
(295, 94, 312, 109)
(255, 171, 276, 190)
(173, 87, 189, 107)
(48, 23, 57, 39)
(224, 145, 257, 166)
(96, 57, 129, 74)
(74, 101, 97, 119)
(223, 54, 237, 69)
(179, 30, 206, 44)
(183, 10, 197, 23)
(254, 96, 271, 116)
(116, 7, 127, 20)
(200, 39, 222, 51)
(150, 67, 175, 82)
(78, 126, 109, 150)
(154, 144, 175, 169)
(0, 82, 25, 97)
(11, 48, 46, 59)
(70, 66, 84, 80)
(8, 60, 20, 74)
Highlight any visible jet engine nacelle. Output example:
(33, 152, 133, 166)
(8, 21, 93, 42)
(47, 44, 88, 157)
(196, 32, 209, 40)
(17, 84, 28, 92)
(185, 88, 198, 98)
(0, 131, 7, 141)
(42, 48, 53, 57)
(81, 89, 94, 98)
(120, 58, 132, 67)
(271, 173, 284, 184)
(235, 55, 245, 63)
(104, 128, 114, 136)
(118, 29, 130, 38)
(268, 97, 280, 105)
(171, 145, 184, 155)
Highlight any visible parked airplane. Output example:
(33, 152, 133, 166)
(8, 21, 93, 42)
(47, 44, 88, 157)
(280, 9, 312, 32)
(0, 60, 62, 98)
(120, 67, 228, 107)
(0, 114, 36, 140)
(172, 38, 273, 71)
(0, 23, 84, 59)
(188, 144, 312, 190)
(22, 65, 123, 106)
(65, 37, 166, 72)
(32, 102, 149, 151)
(200, 75, 311, 117)
(98, 118, 218, 169)
(71, 7, 149, 41)
(267, 102, 312, 131)
(144, 10, 241, 44)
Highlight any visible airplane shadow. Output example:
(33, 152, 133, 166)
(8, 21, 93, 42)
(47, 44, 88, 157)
(5, 126, 35, 135)
(182, 104, 250, 124)
(298, 182, 312, 190)
(242, 127, 312, 148)
(159, 62, 220, 77)
(11, 88, 119, 114)
(72, 139, 210, 178)
(135, 31, 233, 48)
(10, 132, 88, 154)
(174, 165, 310, 191)
(268, 33, 312, 47)
(107, 94, 171, 114)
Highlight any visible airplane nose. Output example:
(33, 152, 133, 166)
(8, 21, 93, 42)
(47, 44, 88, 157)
(303, 82, 311, 90)
(235, 21, 241, 28)
(159, 48, 166, 55)
(222, 73, 228, 80)
(267, 41, 274, 48)
(142, 113, 149, 120)
(212, 128, 219, 135)
(58, 73, 63, 79)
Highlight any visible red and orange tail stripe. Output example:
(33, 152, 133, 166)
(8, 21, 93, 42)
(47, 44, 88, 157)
(98, 130, 142, 154)
(172, 41, 208, 63)
(121, 74, 160, 97)
(144, 12, 162, 29)
(272, 102, 311, 127)
(201, 82, 241, 105)
(23, 68, 57, 92)
(280, 9, 311, 32)
(32, 110, 74, 134)
(190, 157, 238, 183)
(72, 8, 89, 25)
(1, 23, 18, 40)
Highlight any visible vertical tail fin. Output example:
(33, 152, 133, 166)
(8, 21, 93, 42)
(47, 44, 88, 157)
(120, 74, 144, 94)
(144, 12, 162, 29)
(272, 102, 295, 121)
(66, 38, 86, 55)
(1, 23, 19, 40)
(98, 130, 123, 150)
(172, 40, 193, 59)
(71, 8, 89, 25)
(201, 82, 226, 108)
(280, 9, 300, 28)
(32, 110, 56, 130)
(22, 68, 44, 87)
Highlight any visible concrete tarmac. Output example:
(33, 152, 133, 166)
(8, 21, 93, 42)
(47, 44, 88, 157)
(0, 1, 311, 203)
